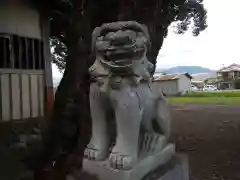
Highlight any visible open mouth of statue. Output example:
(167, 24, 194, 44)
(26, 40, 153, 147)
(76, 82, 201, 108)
(101, 48, 144, 66)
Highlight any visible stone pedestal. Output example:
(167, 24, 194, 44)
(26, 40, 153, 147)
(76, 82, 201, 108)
(82, 144, 180, 180)
(142, 154, 189, 180)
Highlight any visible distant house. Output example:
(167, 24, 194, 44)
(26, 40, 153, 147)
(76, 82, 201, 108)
(217, 64, 240, 89)
(191, 72, 217, 87)
(152, 73, 192, 96)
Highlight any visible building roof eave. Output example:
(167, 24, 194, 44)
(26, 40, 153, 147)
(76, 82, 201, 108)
(27, 0, 60, 16)
(154, 72, 192, 82)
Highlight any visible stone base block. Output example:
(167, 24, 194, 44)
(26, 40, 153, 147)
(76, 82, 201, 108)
(143, 154, 189, 180)
(82, 144, 175, 180)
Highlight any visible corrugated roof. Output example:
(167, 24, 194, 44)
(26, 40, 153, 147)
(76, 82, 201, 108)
(154, 73, 192, 81)
(154, 74, 178, 81)
(218, 64, 240, 72)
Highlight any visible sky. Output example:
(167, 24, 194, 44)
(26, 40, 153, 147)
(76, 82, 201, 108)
(156, 0, 240, 70)
(52, 0, 240, 79)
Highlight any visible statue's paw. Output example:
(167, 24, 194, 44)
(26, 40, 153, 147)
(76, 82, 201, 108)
(84, 147, 108, 161)
(109, 152, 137, 170)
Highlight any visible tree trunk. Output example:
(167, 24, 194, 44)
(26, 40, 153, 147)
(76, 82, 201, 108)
(38, 3, 120, 178)
(117, 0, 166, 75)
(148, 28, 165, 74)
(37, 2, 167, 179)
(35, 35, 92, 180)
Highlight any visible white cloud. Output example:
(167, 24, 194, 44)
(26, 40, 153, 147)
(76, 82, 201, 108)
(157, 0, 240, 70)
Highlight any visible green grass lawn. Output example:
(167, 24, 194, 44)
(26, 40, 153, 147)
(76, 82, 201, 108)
(168, 97, 240, 105)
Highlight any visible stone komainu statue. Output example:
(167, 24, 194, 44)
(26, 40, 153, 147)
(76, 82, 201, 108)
(84, 21, 174, 170)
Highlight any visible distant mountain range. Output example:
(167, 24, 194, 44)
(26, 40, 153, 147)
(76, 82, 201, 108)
(161, 66, 215, 75)
(53, 66, 217, 87)
(154, 66, 218, 82)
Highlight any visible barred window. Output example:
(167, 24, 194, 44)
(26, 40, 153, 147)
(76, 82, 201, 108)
(0, 35, 11, 68)
(0, 34, 44, 69)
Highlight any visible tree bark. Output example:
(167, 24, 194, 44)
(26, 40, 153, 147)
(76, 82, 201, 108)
(148, 28, 165, 74)
(35, 46, 90, 180)
(38, 2, 167, 179)
(38, 2, 120, 179)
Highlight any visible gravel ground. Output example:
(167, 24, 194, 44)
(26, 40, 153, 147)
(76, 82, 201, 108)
(170, 103, 240, 180)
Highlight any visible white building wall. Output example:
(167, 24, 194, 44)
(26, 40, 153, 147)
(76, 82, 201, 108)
(0, 2, 41, 39)
(152, 80, 178, 96)
(0, 69, 44, 121)
(0, 1, 50, 121)
(177, 74, 192, 93)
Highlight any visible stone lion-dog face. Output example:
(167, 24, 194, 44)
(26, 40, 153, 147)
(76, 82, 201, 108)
(84, 21, 172, 170)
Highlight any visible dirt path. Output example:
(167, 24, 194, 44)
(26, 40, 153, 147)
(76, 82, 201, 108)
(171, 103, 240, 180)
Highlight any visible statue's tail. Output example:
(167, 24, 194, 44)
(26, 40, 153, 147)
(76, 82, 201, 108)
(139, 92, 171, 155)
(155, 93, 171, 139)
